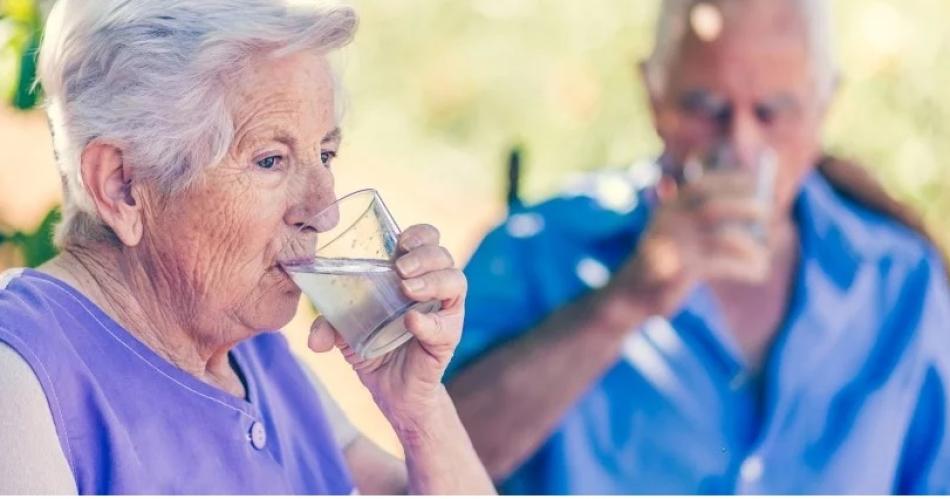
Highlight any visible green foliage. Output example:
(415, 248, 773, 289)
(0, 0, 947, 260)
(0, 207, 59, 267)
(12, 30, 39, 109)
(344, 0, 950, 250)
(1, 0, 42, 109)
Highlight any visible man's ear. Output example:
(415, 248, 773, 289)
(817, 72, 841, 121)
(639, 60, 670, 140)
(79, 141, 144, 247)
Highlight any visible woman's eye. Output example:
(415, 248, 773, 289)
(321, 150, 337, 167)
(256, 155, 283, 170)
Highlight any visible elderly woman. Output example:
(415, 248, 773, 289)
(0, 0, 493, 495)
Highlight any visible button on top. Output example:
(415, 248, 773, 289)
(249, 421, 267, 450)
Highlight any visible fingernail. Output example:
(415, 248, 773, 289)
(404, 278, 425, 293)
(397, 257, 419, 275)
(401, 236, 423, 250)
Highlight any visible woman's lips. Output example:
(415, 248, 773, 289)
(275, 256, 312, 269)
(268, 265, 302, 294)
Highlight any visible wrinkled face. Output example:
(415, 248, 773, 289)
(140, 52, 339, 336)
(649, 1, 830, 217)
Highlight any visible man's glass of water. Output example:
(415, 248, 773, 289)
(682, 143, 778, 241)
(282, 189, 440, 359)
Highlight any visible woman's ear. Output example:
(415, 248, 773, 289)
(79, 141, 144, 246)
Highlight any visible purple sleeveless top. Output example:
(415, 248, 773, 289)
(0, 269, 354, 494)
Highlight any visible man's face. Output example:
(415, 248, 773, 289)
(648, 1, 831, 219)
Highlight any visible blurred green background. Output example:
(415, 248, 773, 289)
(1, 0, 948, 454)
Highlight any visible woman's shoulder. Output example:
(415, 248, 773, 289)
(0, 342, 77, 494)
(0, 269, 57, 356)
(0, 268, 118, 420)
(0, 268, 31, 326)
(0, 268, 85, 443)
(0, 340, 54, 416)
(0, 268, 87, 358)
(0, 268, 62, 333)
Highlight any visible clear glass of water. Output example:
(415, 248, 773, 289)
(281, 189, 440, 359)
(683, 144, 778, 241)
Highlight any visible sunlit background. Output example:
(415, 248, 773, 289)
(2, 0, 948, 455)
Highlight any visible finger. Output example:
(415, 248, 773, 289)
(398, 224, 441, 252)
(704, 224, 766, 257)
(400, 268, 467, 305)
(308, 320, 375, 367)
(404, 308, 462, 350)
(696, 199, 768, 226)
(657, 174, 680, 203)
(308, 316, 340, 353)
(697, 170, 757, 193)
(680, 171, 757, 205)
(395, 244, 455, 278)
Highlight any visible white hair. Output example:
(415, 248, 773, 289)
(644, 0, 838, 100)
(38, 0, 357, 246)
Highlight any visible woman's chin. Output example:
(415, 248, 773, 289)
(248, 291, 303, 333)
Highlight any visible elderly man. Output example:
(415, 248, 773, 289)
(446, 0, 950, 494)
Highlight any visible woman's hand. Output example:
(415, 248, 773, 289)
(307, 224, 465, 431)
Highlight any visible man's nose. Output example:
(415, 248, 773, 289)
(724, 109, 765, 171)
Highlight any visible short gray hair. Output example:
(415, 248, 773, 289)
(644, 0, 837, 100)
(38, 0, 358, 246)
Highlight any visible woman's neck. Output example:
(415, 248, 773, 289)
(39, 246, 247, 399)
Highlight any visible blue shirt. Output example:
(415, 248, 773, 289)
(447, 162, 950, 494)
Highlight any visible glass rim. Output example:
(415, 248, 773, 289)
(297, 188, 392, 254)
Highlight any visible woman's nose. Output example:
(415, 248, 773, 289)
(285, 165, 337, 232)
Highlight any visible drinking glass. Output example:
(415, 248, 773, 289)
(282, 189, 440, 359)
(683, 144, 778, 241)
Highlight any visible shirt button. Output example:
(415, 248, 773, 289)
(249, 421, 267, 450)
(740, 455, 764, 483)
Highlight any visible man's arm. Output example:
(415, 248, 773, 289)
(447, 172, 771, 482)
(446, 287, 649, 481)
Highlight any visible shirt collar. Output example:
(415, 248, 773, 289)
(794, 170, 864, 291)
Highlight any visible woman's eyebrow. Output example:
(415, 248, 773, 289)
(273, 132, 298, 149)
(322, 127, 342, 145)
